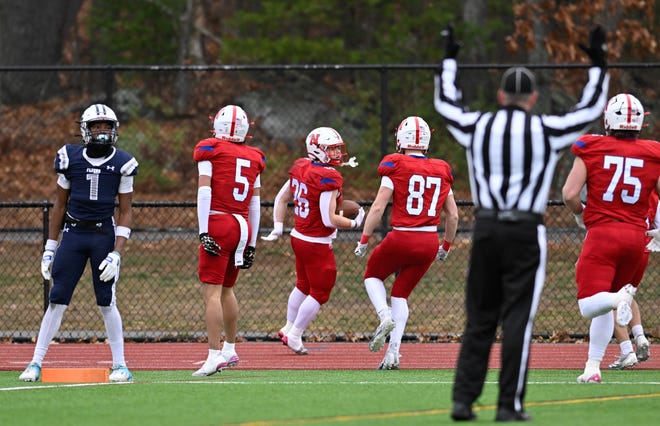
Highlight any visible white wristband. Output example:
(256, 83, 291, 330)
(45, 239, 58, 251)
(116, 226, 131, 239)
(350, 220, 357, 229)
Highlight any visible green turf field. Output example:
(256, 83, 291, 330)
(0, 369, 658, 425)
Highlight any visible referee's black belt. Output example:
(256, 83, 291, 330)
(474, 208, 543, 224)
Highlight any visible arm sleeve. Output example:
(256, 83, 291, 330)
(197, 186, 212, 234)
(118, 175, 134, 194)
(57, 173, 71, 190)
(273, 180, 290, 224)
(248, 195, 260, 246)
(198, 160, 212, 176)
(320, 191, 334, 228)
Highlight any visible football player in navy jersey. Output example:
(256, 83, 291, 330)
(19, 104, 138, 383)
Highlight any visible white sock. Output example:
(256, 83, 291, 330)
(286, 287, 307, 323)
(31, 303, 67, 365)
(578, 292, 618, 319)
(619, 340, 634, 356)
(289, 326, 304, 339)
(364, 277, 389, 318)
(100, 305, 126, 367)
(631, 325, 644, 339)
(587, 312, 614, 363)
(208, 349, 221, 359)
(222, 342, 235, 354)
(280, 321, 294, 335)
(293, 296, 321, 331)
(388, 297, 408, 353)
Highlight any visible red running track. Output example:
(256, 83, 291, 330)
(1, 342, 658, 371)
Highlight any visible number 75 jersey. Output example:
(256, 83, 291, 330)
(378, 153, 454, 228)
(572, 134, 660, 229)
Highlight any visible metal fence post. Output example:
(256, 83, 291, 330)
(41, 201, 50, 313)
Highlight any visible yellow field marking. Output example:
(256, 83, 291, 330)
(230, 392, 660, 426)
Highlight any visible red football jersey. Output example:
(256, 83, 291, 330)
(377, 153, 454, 228)
(193, 138, 266, 218)
(288, 158, 343, 238)
(572, 134, 660, 229)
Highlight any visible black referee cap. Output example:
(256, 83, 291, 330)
(500, 67, 536, 94)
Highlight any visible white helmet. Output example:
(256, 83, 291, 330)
(80, 104, 119, 145)
(604, 94, 644, 132)
(396, 116, 431, 152)
(305, 127, 347, 166)
(212, 105, 249, 142)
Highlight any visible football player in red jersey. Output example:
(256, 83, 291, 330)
(609, 190, 658, 369)
(563, 93, 660, 383)
(192, 105, 266, 376)
(263, 127, 364, 354)
(354, 116, 458, 369)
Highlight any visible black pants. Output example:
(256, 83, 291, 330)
(452, 216, 545, 412)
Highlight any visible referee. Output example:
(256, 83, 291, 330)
(434, 25, 609, 422)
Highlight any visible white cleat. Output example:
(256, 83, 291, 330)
(19, 363, 41, 382)
(192, 353, 229, 377)
(635, 335, 650, 362)
(282, 334, 308, 355)
(109, 365, 133, 382)
(377, 351, 400, 370)
(369, 317, 396, 352)
(577, 370, 602, 383)
(608, 352, 638, 370)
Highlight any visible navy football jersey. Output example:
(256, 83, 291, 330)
(54, 144, 139, 221)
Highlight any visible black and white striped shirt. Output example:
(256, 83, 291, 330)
(434, 59, 609, 214)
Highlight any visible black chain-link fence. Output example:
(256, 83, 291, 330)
(1, 64, 658, 342)
(1, 201, 657, 342)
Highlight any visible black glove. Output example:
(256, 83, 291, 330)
(442, 23, 461, 59)
(240, 246, 255, 269)
(578, 25, 607, 68)
(199, 233, 220, 256)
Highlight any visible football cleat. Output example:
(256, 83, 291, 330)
(377, 351, 400, 370)
(635, 335, 650, 362)
(369, 317, 396, 352)
(192, 353, 229, 377)
(608, 352, 638, 370)
(282, 335, 308, 355)
(109, 365, 133, 382)
(19, 363, 41, 382)
(577, 370, 602, 383)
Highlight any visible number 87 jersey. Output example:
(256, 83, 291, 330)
(54, 144, 139, 221)
(377, 153, 454, 228)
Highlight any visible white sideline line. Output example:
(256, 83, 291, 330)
(2, 379, 658, 392)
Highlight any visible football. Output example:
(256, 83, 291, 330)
(336, 199, 361, 219)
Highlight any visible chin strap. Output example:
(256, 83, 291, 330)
(341, 156, 359, 168)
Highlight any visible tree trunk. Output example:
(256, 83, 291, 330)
(0, 0, 82, 104)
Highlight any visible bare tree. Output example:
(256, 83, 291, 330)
(0, 0, 82, 104)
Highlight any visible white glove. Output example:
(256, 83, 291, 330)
(261, 222, 284, 242)
(436, 246, 450, 261)
(646, 228, 660, 252)
(354, 242, 368, 257)
(354, 207, 365, 228)
(574, 213, 586, 229)
(41, 250, 55, 280)
(99, 251, 121, 282)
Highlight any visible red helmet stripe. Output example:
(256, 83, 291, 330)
(414, 116, 420, 144)
(229, 106, 237, 137)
